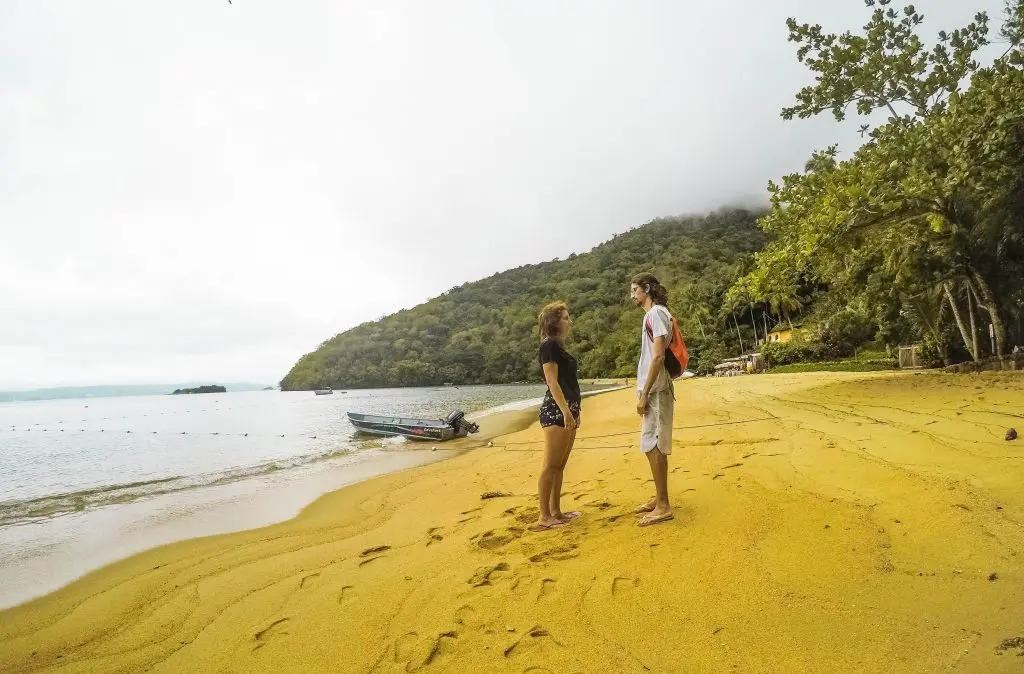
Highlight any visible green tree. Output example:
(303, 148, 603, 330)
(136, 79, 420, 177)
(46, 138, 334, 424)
(734, 1, 1024, 361)
(782, 0, 990, 126)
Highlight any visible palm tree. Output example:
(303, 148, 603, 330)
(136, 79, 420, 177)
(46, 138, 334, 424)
(679, 284, 710, 339)
(764, 286, 804, 332)
(908, 285, 951, 366)
(942, 278, 979, 362)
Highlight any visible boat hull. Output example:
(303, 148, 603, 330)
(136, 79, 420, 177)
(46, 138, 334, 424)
(346, 412, 466, 441)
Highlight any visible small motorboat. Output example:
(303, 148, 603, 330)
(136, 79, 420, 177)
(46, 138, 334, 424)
(314, 387, 334, 396)
(346, 409, 479, 442)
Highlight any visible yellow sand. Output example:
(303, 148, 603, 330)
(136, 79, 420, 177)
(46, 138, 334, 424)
(3, 371, 1024, 673)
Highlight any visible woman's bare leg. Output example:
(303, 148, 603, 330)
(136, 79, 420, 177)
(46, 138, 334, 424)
(538, 425, 572, 527)
(550, 427, 577, 518)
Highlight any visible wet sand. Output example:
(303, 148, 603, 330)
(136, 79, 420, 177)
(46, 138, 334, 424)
(2, 371, 1024, 672)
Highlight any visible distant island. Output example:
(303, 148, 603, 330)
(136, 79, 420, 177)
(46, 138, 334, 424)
(171, 385, 226, 395)
(0, 382, 269, 402)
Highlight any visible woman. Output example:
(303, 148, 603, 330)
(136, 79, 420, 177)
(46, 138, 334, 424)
(535, 301, 582, 530)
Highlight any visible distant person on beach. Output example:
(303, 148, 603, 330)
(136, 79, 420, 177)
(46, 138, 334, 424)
(535, 301, 582, 530)
(630, 273, 675, 527)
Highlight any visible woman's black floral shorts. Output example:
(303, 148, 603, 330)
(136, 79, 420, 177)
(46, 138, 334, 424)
(539, 396, 581, 428)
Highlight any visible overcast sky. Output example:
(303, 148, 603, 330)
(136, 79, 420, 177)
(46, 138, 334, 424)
(0, 0, 1005, 388)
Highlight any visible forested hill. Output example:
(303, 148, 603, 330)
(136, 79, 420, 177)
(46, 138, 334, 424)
(280, 209, 765, 390)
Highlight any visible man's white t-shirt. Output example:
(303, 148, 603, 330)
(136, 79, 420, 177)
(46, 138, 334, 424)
(637, 304, 673, 394)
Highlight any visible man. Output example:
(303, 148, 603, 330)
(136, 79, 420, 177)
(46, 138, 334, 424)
(630, 272, 674, 526)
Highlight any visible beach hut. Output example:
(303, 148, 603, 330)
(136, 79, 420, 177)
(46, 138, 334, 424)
(715, 353, 765, 376)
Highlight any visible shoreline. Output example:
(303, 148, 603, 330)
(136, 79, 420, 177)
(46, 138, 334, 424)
(4, 371, 1024, 672)
(0, 447, 459, 612)
(0, 386, 617, 611)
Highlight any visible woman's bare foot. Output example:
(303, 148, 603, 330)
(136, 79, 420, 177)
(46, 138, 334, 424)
(533, 518, 568, 530)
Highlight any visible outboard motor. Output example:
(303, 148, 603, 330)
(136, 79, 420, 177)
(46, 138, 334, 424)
(445, 409, 479, 436)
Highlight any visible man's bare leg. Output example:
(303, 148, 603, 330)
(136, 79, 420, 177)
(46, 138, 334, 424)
(645, 447, 671, 517)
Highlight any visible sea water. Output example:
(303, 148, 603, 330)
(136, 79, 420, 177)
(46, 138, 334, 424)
(0, 384, 564, 608)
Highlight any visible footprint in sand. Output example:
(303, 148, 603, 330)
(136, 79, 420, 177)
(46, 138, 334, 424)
(529, 545, 579, 563)
(503, 625, 563, 658)
(474, 528, 524, 551)
(394, 632, 420, 663)
(611, 576, 640, 595)
(252, 618, 289, 652)
(394, 630, 459, 672)
(338, 585, 356, 604)
(426, 527, 445, 546)
(454, 604, 477, 627)
(299, 572, 320, 590)
(468, 562, 513, 587)
(359, 545, 391, 567)
(536, 578, 557, 602)
(504, 507, 542, 526)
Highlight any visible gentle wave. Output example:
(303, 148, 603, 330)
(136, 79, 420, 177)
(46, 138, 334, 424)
(0, 386, 620, 528)
(0, 446, 357, 527)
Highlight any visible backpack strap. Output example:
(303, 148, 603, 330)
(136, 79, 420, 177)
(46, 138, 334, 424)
(645, 307, 674, 345)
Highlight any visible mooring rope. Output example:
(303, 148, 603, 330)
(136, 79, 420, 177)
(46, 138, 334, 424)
(0, 415, 779, 454)
(394, 415, 780, 453)
(493, 415, 779, 446)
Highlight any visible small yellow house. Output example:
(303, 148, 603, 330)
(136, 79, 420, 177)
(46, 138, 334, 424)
(766, 327, 796, 344)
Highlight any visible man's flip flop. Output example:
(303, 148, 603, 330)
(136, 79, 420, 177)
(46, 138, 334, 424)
(634, 503, 656, 514)
(559, 511, 582, 521)
(530, 520, 569, 531)
(637, 513, 674, 527)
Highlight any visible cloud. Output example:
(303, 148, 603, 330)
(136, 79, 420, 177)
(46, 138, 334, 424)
(0, 0, 1004, 386)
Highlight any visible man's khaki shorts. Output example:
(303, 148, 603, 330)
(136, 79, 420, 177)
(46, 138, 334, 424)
(640, 387, 674, 454)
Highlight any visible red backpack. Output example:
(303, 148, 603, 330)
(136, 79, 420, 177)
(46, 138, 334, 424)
(645, 308, 690, 378)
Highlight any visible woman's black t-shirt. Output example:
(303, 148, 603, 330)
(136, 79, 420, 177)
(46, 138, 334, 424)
(539, 339, 581, 404)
